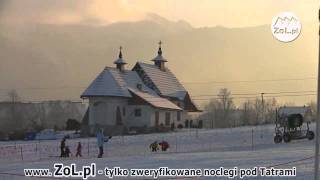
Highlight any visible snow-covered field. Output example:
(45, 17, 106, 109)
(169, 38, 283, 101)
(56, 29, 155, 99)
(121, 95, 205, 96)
(0, 124, 316, 179)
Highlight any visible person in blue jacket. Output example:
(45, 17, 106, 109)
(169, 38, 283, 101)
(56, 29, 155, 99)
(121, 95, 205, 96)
(96, 129, 105, 158)
(96, 129, 112, 158)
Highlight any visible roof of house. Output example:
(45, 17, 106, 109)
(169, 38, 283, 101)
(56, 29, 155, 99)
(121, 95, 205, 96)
(136, 62, 187, 100)
(128, 88, 181, 110)
(81, 67, 181, 110)
(81, 67, 131, 97)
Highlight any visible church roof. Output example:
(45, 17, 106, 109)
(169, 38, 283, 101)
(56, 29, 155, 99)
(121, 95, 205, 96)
(135, 62, 187, 100)
(128, 88, 181, 110)
(81, 67, 181, 110)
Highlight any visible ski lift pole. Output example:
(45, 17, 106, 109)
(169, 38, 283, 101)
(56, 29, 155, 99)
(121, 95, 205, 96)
(314, 8, 320, 180)
(251, 128, 254, 151)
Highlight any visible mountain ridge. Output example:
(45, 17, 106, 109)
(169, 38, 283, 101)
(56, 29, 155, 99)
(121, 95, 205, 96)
(0, 17, 317, 105)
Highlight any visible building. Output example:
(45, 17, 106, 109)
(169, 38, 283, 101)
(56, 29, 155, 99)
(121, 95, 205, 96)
(81, 43, 200, 135)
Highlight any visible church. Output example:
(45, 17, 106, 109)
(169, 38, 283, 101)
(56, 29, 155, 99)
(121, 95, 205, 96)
(81, 42, 200, 135)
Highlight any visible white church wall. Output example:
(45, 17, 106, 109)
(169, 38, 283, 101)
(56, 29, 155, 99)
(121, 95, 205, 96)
(86, 96, 189, 134)
(88, 97, 128, 127)
(126, 105, 153, 128)
(153, 109, 186, 127)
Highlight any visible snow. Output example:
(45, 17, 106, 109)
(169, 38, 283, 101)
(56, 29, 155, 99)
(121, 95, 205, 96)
(114, 57, 127, 65)
(81, 67, 130, 98)
(0, 124, 316, 179)
(81, 66, 181, 110)
(137, 62, 187, 100)
(128, 88, 181, 110)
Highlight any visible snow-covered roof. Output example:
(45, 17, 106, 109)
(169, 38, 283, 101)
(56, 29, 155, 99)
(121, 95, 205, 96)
(81, 67, 181, 110)
(136, 62, 187, 100)
(128, 88, 181, 110)
(278, 106, 312, 116)
(81, 67, 131, 97)
(114, 58, 127, 64)
(152, 54, 167, 62)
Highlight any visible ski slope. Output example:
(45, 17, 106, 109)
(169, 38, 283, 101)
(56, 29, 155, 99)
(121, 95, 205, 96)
(0, 124, 316, 179)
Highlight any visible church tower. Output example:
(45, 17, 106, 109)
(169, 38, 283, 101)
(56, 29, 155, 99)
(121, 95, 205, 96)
(151, 41, 167, 71)
(114, 46, 127, 71)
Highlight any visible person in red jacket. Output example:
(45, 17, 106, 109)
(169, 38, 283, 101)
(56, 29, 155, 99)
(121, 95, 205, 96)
(159, 141, 169, 151)
(75, 142, 82, 157)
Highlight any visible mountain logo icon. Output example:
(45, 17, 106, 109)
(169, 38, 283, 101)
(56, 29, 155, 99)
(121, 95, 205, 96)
(271, 12, 301, 42)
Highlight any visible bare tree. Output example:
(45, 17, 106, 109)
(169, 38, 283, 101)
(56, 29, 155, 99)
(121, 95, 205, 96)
(307, 101, 316, 121)
(7, 89, 20, 103)
(204, 88, 235, 128)
(217, 88, 235, 126)
(7, 89, 21, 131)
(204, 99, 220, 128)
(240, 100, 254, 125)
(264, 98, 278, 124)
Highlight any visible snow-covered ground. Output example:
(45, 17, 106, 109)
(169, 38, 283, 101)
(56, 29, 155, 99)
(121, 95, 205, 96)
(0, 124, 316, 179)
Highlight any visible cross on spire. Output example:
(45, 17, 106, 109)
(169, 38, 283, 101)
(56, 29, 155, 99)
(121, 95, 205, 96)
(114, 45, 127, 71)
(119, 46, 123, 58)
(158, 40, 162, 55)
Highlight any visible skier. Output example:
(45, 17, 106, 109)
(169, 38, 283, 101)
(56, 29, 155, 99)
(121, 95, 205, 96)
(60, 138, 66, 157)
(96, 129, 112, 158)
(64, 146, 71, 157)
(96, 129, 105, 158)
(75, 142, 82, 157)
(149, 141, 158, 152)
(159, 141, 169, 151)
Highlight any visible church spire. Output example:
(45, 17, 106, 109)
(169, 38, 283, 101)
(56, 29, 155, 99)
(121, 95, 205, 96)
(158, 40, 162, 56)
(152, 41, 167, 71)
(114, 46, 127, 71)
(118, 46, 123, 58)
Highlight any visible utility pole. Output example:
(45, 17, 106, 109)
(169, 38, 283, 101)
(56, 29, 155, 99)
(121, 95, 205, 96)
(261, 93, 265, 124)
(314, 8, 320, 180)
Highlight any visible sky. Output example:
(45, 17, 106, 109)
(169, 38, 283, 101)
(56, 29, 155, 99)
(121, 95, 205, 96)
(0, 0, 319, 106)
(0, 0, 318, 27)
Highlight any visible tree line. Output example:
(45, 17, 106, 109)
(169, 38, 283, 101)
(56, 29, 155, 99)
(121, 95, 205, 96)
(0, 90, 87, 139)
(199, 88, 316, 128)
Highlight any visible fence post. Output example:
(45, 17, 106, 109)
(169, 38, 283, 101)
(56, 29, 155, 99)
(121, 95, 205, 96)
(20, 147, 23, 161)
(39, 140, 41, 160)
(105, 144, 107, 157)
(251, 128, 254, 151)
(87, 138, 90, 157)
(196, 128, 199, 138)
(175, 131, 178, 153)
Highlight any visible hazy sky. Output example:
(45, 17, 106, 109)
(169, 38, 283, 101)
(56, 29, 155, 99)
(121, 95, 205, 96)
(0, 0, 319, 105)
(0, 0, 318, 27)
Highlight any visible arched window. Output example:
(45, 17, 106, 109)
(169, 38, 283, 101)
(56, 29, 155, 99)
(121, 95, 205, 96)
(165, 112, 170, 126)
(177, 111, 181, 121)
(116, 106, 123, 126)
(122, 107, 126, 116)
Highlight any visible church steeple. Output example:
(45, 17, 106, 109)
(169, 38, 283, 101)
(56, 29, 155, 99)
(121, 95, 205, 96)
(151, 41, 167, 71)
(114, 46, 127, 71)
